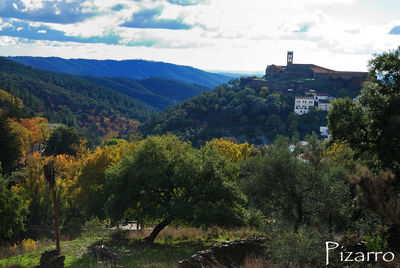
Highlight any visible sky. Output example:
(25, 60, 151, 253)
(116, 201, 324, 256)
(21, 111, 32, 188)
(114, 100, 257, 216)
(0, 0, 399, 72)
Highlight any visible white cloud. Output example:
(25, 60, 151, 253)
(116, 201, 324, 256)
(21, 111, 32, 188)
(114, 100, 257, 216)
(0, 0, 399, 71)
(20, 0, 44, 11)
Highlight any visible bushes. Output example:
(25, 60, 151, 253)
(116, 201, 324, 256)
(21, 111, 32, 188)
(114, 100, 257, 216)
(265, 228, 325, 267)
(82, 217, 105, 238)
(20, 239, 36, 252)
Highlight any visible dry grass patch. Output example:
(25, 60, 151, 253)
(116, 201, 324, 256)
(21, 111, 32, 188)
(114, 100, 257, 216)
(123, 226, 262, 245)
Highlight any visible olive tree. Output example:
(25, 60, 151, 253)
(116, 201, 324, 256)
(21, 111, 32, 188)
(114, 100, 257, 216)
(240, 136, 353, 233)
(105, 135, 246, 243)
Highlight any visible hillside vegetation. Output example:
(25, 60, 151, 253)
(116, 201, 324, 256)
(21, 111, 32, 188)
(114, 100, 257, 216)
(9, 57, 230, 88)
(84, 76, 209, 110)
(0, 57, 154, 138)
(141, 79, 328, 146)
(0, 58, 210, 139)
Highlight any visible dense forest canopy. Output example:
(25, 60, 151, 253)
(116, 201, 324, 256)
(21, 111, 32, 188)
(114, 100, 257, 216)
(83, 76, 209, 110)
(141, 79, 328, 146)
(0, 57, 152, 138)
(0, 57, 210, 141)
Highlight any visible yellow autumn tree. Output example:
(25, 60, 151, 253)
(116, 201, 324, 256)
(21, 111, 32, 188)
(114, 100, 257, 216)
(8, 120, 32, 163)
(0, 89, 23, 117)
(11, 152, 66, 226)
(206, 138, 254, 162)
(8, 117, 50, 162)
(76, 139, 136, 219)
(11, 151, 85, 227)
(53, 153, 83, 214)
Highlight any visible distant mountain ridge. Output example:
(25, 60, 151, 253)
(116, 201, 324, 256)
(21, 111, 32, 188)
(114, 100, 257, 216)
(9, 57, 231, 88)
(0, 57, 155, 138)
(0, 57, 213, 139)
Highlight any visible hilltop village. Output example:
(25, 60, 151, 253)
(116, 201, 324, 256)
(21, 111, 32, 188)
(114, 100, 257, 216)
(240, 51, 368, 113)
(241, 51, 368, 93)
(240, 51, 368, 138)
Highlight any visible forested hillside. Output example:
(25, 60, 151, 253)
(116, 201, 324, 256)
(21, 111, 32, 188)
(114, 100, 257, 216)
(83, 76, 209, 110)
(0, 57, 154, 138)
(9, 57, 230, 88)
(141, 79, 328, 146)
(0, 58, 213, 140)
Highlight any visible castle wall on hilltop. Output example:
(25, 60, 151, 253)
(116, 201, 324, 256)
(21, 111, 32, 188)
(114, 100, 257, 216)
(314, 71, 368, 80)
(285, 64, 315, 79)
(265, 52, 368, 82)
(265, 63, 368, 81)
(245, 52, 368, 93)
(239, 77, 302, 91)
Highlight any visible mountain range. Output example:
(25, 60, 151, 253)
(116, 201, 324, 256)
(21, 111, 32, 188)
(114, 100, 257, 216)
(9, 57, 231, 88)
(0, 57, 216, 140)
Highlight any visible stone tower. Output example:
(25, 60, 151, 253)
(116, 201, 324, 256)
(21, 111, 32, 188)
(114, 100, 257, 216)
(287, 51, 293, 66)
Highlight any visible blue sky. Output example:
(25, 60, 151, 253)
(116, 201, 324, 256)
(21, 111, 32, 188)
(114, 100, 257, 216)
(0, 0, 399, 72)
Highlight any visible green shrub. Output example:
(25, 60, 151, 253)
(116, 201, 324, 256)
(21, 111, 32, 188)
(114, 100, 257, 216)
(82, 217, 104, 237)
(265, 228, 325, 267)
(364, 235, 387, 252)
(244, 208, 265, 228)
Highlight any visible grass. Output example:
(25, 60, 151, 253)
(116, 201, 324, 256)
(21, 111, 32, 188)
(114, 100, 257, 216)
(0, 227, 261, 268)
(0, 236, 105, 268)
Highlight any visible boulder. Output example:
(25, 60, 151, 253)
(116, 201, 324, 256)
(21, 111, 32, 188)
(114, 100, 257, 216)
(38, 250, 65, 268)
(178, 236, 267, 268)
(88, 244, 121, 267)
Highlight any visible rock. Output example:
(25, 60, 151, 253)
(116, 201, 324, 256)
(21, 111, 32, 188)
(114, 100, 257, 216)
(38, 249, 65, 268)
(88, 244, 121, 267)
(178, 236, 267, 268)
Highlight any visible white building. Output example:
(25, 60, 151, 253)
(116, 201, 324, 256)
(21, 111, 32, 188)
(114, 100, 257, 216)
(318, 99, 332, 111)
(294, 96, 314, 115)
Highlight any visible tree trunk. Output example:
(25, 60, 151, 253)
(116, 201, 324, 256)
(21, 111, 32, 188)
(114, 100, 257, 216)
(294, 201, 303, 233)
(52, 187, 60, 252)
(144, 218, 172, 243)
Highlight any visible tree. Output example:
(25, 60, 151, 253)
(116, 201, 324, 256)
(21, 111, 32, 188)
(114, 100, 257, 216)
(0, 89, 24, 118)
(240, 135, 353, 232)
(328, 47, 400, 175)
(105, 135, 245, 243)
(8, 119, 32, 162)
(205, 138, 253, 163)
(43, 161, 61, 252)
(76, 140, 134, 219)
(45, 126, 81, 156)
(0, 117, 21, 173)
(328, 48, 400, 248)
(19, 117, 50, 147)
(11, 152, 68, 227)
(0, 163, 26, 244)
